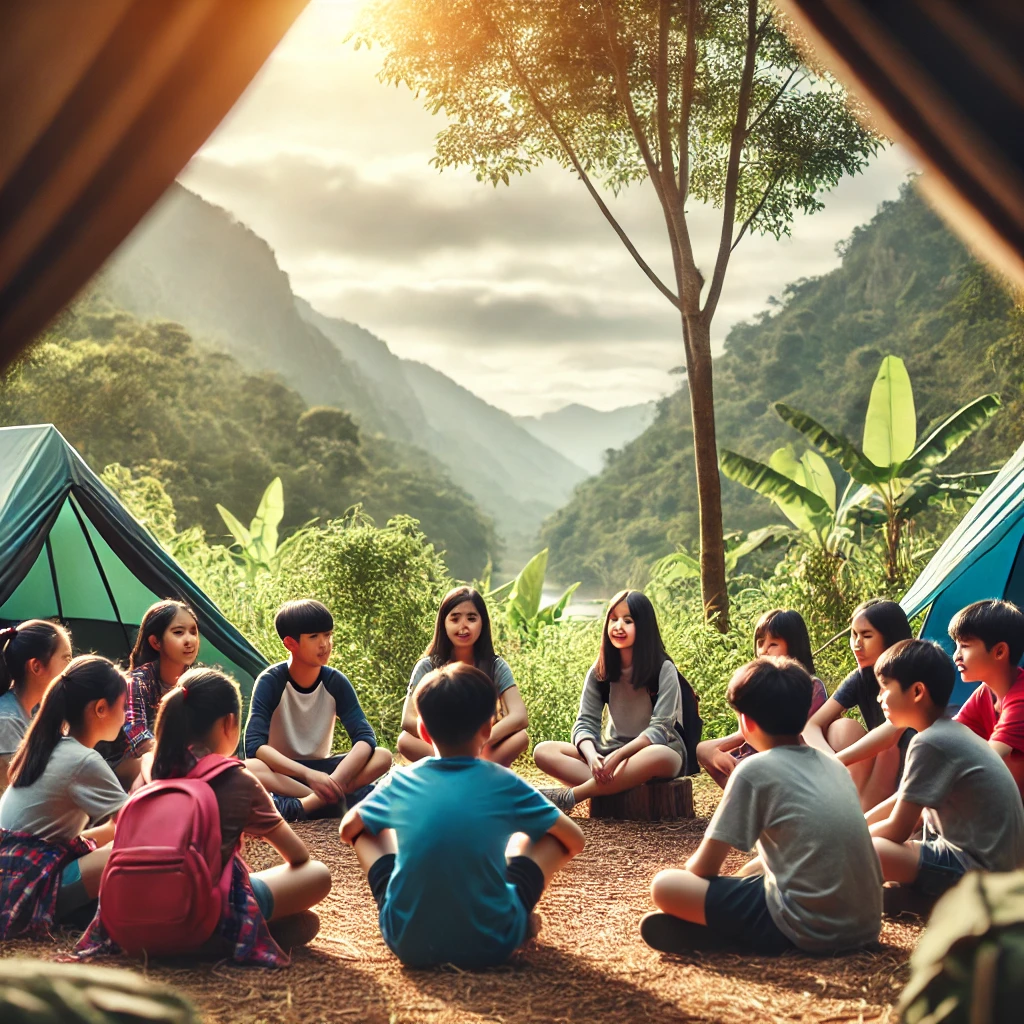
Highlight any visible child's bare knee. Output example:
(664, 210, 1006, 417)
(532, 741, 555, 769)
(650, 869, 675, 905)
(307, 859, 333, 902)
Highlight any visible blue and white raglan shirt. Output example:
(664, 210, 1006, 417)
(243, 662, 377, 761)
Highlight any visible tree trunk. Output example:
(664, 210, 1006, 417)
(684, 313, 729, 630)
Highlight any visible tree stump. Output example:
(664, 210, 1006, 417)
(589, 777, 694, 821)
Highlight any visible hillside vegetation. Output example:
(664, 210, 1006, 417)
(544, 185, 1024, 590)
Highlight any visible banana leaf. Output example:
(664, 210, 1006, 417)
(862, 355, 916, 470)
(901, 394, 1002, 475)
(774, 403, 884, 486)
(248, 476, 284, 565)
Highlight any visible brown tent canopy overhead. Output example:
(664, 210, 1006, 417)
(0, 0, 308, 372)
(778, 0, 1024, 290)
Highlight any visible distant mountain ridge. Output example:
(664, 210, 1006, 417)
(517, 401, 656, 474)
(101, 183, 588, 563)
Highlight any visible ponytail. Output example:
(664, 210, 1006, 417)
(129, 600, 197, 670)
(151, 668, 241, 780)
(8, 655, 126, 788)
(0, 619, 71, 696)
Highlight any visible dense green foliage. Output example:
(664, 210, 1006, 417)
(544, 185, 1024, 590)
(0, 296, 496, 580)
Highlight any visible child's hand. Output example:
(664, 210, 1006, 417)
(338, 808, 364, 846)
(305, 769, 345, 803)
(585, 751, 606, 780)
(597, 748, 625, 781)
(710, 748, 737, 779)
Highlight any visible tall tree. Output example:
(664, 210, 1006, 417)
(356, 0, 881, 626)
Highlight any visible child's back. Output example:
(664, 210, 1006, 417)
(357, 756, 559, 968)
(709, 743, 882, 951)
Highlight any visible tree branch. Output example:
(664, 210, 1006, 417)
(745, 66, 803, 139)
(702, 0, 760, 321)
(655, 0, 676, 193)
(731, 172, 782, 251)
(678, 0, 697, 203)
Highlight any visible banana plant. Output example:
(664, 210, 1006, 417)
(487, 549, 580, 635)
(771, 355, 1001, 582)
(216, 478, 312, 578)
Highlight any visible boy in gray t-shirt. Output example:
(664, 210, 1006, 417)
(641, 657, 882, 955)
(869, 639, 1024, 895)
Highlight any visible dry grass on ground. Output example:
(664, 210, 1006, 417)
(0, 780, 922, 1024)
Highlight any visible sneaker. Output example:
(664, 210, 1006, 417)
(271, 794, 307, 822)
(538, 786, 577, 813)
(640, 912, 734, 954)
(269, 910, 321, 949)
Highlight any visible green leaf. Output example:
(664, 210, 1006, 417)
(248, 477, 284, 565)
(862, 355, 916, 470)
(725, 525, 796, 571)
(800, 450, 837, 512)
(508, 548, 548, 625)
(650, 548, 701, 583)
(215, 503, 252, 551)
(721, 449, 832, 532)
(537, 581, 581, 625)
(774, 404, 882, 486)
(902, 394, 1002, 475)
(485, 578, 515, 603)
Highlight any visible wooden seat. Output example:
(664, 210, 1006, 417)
(589, 777, 694, 821)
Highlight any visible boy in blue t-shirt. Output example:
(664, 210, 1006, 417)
(243, 599, 392, 821)
(340, 662, 585, 968)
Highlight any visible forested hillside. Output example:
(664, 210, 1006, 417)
(544, 184, 1024, 590)
(0, 297, 495, 580)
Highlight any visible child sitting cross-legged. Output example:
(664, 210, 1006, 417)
(340, 663, 584, 969)
(642, 656, 882, 956)
(243, 600, 392, 821)
(868, 639, 1024, 901)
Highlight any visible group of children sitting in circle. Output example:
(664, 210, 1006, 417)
(0, 583, 1022, 969)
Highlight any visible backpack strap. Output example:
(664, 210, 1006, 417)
(186, 753, 243, 785)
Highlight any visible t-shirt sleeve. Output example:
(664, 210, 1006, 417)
(69, 750, 128, 825)
(832, 670, 862, 710)
(356, 771, 395, 835)
(505, 773, 561, 839)
(122, 670, 155, 755)
(990, 686, 1024, 754)
(898, 734, 951, 808)
(407, 659, 432, 701)
(0, 716, 25, 756)
(643, 661, 681, 747)
(705, 769, 762, 854)
(240, 767, 284, 837)
(494, 658, 516, 696)
(571, 666, 604, 751)
(325, 670, 377, 751)
(243, 669, 283, 759)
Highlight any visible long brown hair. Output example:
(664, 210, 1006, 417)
(424, 586, 498, 681)
(0, 619, 71, 696)
(8, 656, 126, 788)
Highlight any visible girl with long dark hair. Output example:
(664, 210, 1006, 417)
(0, 620, 73, 789)
(696, 609, 828, 789)
(0, 656, 127, 939)
(100, 600, 200, 786)
(397, 586, 529, 767)
(533, 590, 686, 812)
(803, 598, 914, 809)
(79, 668, 331, 963)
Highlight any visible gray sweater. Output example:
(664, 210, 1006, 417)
(571, 660, 684, 756)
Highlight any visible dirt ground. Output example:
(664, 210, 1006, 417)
(0, 781, 923, 1024)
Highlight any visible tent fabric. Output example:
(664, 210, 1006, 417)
(902, 440, 1024, 705)
(0, 0, 308, 373)
(777, 1, 1024, 292)
(0, 423, 266, 693)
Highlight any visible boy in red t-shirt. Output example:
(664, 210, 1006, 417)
(951, 600, 1024, 801)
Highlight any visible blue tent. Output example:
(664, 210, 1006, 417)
(0, 424, 266, 694)
(902, 440, 1024, 708)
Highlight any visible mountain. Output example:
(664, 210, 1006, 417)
(543, 183, 1024, 590)
(101, 183, 587, 564)
(516, 401, 657, 474)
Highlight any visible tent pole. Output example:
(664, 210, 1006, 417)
(44, 536, 64, 623)
(68, 495, 131, 651)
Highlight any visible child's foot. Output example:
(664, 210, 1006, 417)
(640, 912, 734, 954)
(268, 911, 321, 949)
(307, 796, 348, 820)
(539, 786, 577, 813)
(271, 794, 308, 822)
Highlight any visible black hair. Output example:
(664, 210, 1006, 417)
(875, 639, 956, 709)
(948, 600, 1024, 666)
(129, 600, 197, 670)
(424, 586, 498, 682)
(595, 590, 670, 691)
(727, 657, 813, 736)
(753, 609, 816, 676)
(275, 599, 334, 642)
(0, 619, 71, 696)
(8, 656, 126, 788)
(151, 668, 242, 780)
(851, 599, 914, 651)
(414, 663, 498, 747)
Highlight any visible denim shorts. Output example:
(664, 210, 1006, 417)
(703, 875, 795, 955)
(914, 835, 968, 897)
(249, 874, 275, 921)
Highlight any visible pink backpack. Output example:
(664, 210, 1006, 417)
(100, 753, 240, 956)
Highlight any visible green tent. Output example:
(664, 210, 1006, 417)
(0, 424, 266, 693)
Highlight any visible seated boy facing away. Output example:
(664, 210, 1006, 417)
(868, 639, 1024, 897)
(642, 657, 882, 956)
(243, 600, 392, 821)
(950, 600, 1024, 801)
(339, 663, 584, 969)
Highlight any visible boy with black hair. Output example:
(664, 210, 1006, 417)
(950, 600, 1024, 800)
(339, 663, 584, 968)
(243, 599, 392, 821)
(869, 639, 1024, 897)
(642, 657, 881, 956)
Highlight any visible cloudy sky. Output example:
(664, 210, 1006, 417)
(180, 0, 917, 417)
